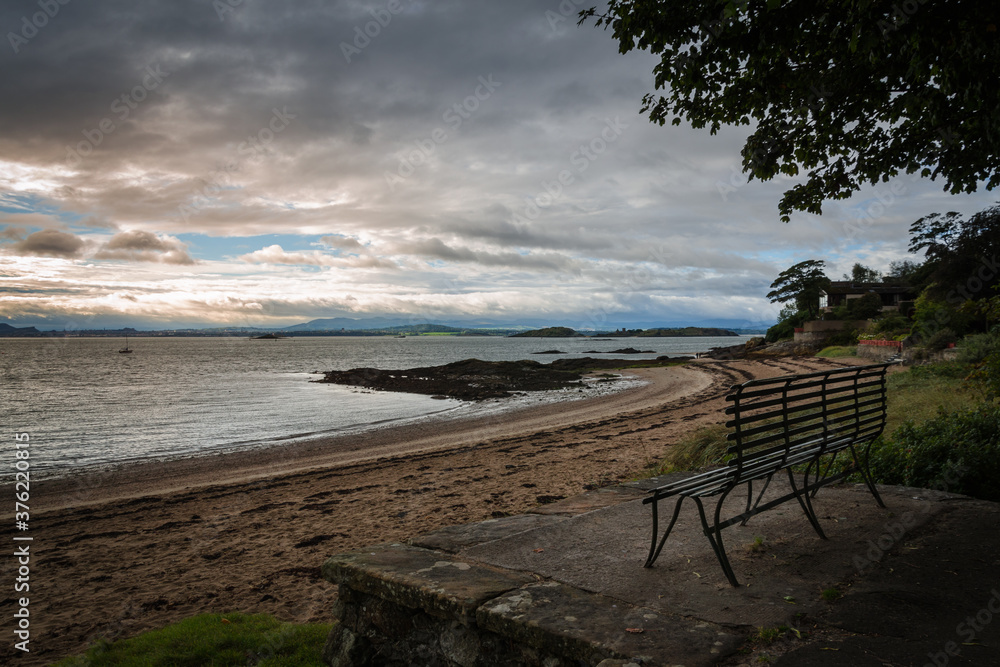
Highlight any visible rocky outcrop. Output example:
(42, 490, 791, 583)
(318, 357, 685, 400)
(317, 359, 585, 400)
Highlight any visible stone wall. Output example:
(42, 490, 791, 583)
(793, 319, 869, 344)
(322, 544, 612, 667)
(856, 341, 902, 362)
(321, 536, 740, 666)
(802, 319, 870, 333)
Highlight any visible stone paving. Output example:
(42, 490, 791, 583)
(322, 478, 1000, 666)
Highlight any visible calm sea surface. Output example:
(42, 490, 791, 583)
(1, 335, 753, 479)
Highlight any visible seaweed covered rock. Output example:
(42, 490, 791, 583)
(318, 358, 585, 400)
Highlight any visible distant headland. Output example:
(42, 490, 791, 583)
(509, 326, 739, 338)
(0, 322, 750, 338)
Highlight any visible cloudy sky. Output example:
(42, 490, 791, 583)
(1, 0, 996, 331)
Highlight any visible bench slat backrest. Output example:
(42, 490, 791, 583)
(723, 364, 889, 484)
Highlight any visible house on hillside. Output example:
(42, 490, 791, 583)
(819, 281, 916, 315)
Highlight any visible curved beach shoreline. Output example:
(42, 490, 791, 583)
(28, 364, 700, 509)
(8, 356, 867, 666)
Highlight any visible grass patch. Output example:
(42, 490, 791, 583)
(744, 535, 766, 554)
(829, 363, 977, 485)
(815, 345, 857, 358)
(820, 587, 841, 602)
(753, 625, 789, 643)
(882, 362, 971, 436)
(652, 423, 730, 474)
(52, 613, 333, 667)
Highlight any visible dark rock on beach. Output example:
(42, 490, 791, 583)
(318, 358, 586, 400)
(531, 350, 566, 355)
(318, 357, 684, 400)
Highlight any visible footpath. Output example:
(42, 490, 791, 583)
(322, 476, 1000, 666)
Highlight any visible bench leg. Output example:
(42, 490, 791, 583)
(809, 450, 841, 499)
(645, 496, 685, 568)
(787, 466, 828, 540)
(694, 492, 740, 587)
(739, 475, 775, 526)
(739, 479, 753, 526)
(850, 442, 886, 508)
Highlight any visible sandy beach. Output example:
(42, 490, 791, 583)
(7, 356, 866, 665)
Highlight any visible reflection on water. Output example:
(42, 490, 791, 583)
(1, 334, 753, 478)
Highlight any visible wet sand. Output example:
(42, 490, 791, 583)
(5, 356, 866, 665)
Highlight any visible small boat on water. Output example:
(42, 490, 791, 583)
(119, 335, 133, 354)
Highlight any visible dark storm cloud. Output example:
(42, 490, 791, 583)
(11, 228, 85, 257)
(94, 229, 195, 264)
(0, 0, 641, 162)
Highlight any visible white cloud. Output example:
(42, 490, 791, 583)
(238, 244, 397, 270)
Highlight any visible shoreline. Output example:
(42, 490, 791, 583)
(27, 365, 699, 510)
(9, 356, 869, 666)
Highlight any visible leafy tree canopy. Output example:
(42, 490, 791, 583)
(766, 259, 830, 318)
(885, 259, 926, 287)
(844, 263, 882, 283)
(909, 203, 1000, 302)
(581, 1, 1000, 220)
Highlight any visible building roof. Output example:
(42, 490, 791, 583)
(821, 281, 913, 296)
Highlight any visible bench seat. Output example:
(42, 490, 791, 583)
(643, 363, 891, 586)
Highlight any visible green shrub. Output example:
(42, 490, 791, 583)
(824, 304, 850, 321)
(848, 292, 884, 320)
(957, 332, 1000, 365)
(868, 404, 1000, 501)
(823, 328, 860, 346)
(870, 313, 911, 337)
(911, 291, 976, 341)
(968, 352, 1000, 402)
(925, 327, 958, 351)
(766, 307, 808, 343)
(902, 361, 969, 382)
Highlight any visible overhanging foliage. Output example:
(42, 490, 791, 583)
(581, 1, 1000, 220)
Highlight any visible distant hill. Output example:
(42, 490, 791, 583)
(636, 327, 739, 337)
(0, 323, 41, 337)
(384, 324, 463, 334)
(280, 316, 771, 333)
(509, 327, 585, 338)
(285, 321, 478, 335)
(285, 317, 416, 331)
(591, 327, 738, 337)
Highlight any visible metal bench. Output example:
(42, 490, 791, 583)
(643, 363, 891, 586)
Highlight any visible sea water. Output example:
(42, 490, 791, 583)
(1, 335, 753, 479)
